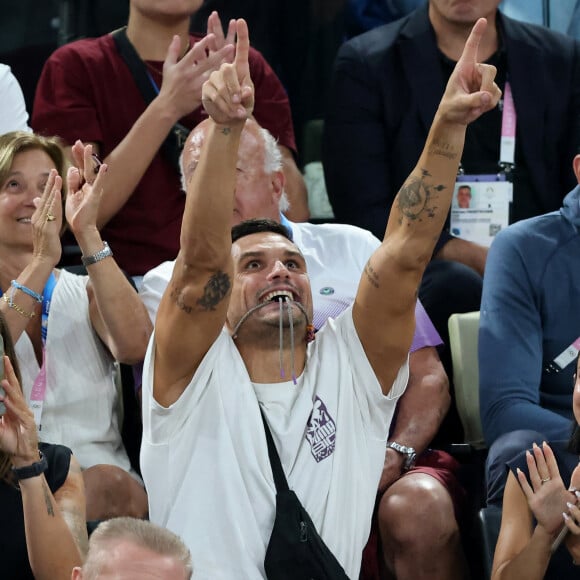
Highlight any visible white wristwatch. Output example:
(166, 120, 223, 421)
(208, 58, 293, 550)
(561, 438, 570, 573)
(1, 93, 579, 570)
(81, 241, 113, 267)
(387, 441, 417, 471)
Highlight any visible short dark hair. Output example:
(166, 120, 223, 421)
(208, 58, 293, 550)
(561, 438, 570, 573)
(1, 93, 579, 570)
(231, 218, 293, 243)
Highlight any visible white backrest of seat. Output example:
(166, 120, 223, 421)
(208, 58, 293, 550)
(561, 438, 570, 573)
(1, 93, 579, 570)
(448, 311, 486, 449)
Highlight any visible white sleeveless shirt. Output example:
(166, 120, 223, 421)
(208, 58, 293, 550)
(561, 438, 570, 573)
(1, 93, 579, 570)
(15, 269, 132, 473)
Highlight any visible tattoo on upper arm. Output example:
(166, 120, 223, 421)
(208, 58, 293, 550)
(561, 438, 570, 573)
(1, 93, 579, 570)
(170, 271, 231, 313)
(364, 260, 380, 289)
(42, 479, 55, 517)
(397, 170, 445, 222)
(196, 271, 231, 311)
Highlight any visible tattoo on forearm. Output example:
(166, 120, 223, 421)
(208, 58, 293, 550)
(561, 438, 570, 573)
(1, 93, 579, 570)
(364, 260, 380, 289)
(42, 480, 55, 517)
(397, 169, 445, 222)
(196, 271, 231, 311)
(428, 139, 458, 160)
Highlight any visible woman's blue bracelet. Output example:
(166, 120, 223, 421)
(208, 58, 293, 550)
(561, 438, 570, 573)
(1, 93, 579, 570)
(11, 280, 43, 303)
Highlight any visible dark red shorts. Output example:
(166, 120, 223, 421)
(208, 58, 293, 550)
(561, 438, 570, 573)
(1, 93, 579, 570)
(359, 449, 466, 580)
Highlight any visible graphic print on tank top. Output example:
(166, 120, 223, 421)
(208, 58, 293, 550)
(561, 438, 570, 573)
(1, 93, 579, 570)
(305, 396, 336, 462)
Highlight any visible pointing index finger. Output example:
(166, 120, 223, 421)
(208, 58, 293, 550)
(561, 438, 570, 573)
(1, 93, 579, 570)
(234, 19, 250, 78)
(459, 17, 487, 65)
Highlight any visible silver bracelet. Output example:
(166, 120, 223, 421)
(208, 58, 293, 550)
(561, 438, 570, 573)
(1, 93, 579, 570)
(81, 241, 113, 267)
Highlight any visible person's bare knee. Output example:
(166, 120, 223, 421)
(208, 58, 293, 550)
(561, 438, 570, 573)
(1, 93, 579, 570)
(379, 474, 458, 548)
(378, 473, 465, 580)
(83, 464, 148, 521)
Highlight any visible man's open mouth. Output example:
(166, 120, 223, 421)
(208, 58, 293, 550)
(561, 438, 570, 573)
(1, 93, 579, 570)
(261, 290, 295, 303)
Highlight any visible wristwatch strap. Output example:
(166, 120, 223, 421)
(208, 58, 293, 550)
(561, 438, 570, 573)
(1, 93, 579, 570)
(12, 451, 48, 480)
(81, 241, 113, 267)
(387, 441, 416, 471)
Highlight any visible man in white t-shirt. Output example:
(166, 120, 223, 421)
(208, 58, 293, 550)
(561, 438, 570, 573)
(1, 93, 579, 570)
(140, 116, 467, 576)
(140, 18, 500, 580)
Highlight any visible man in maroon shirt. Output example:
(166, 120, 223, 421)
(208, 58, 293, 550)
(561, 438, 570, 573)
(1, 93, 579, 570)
(32, 1, 308, 276)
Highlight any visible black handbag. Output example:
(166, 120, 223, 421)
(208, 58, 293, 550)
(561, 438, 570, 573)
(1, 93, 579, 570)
(111, 27, 190, 173)
(260, 410, 350, 580)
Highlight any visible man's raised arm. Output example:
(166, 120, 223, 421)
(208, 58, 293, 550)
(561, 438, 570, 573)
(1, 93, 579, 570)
(353, 18, 501, 395)
(154, 20, 254, 407)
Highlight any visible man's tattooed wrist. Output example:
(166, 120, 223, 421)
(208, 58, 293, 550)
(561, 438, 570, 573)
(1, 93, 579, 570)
(428, 139, 457, 160)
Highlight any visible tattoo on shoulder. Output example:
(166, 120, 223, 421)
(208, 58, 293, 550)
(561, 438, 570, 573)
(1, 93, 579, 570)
(364, 260, 380, 289)
(196, 271, 231, 311)
(397, 169, 445, 222)
(428, 139, 458, 160)
(42, 479, 55, 517)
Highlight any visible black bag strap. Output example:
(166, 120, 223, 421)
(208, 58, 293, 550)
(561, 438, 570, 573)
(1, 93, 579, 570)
(111, 27, 159, 104)
(260, 408, 351, 579)
(111, 27, 189, 171)
(260, 408, 290, 493)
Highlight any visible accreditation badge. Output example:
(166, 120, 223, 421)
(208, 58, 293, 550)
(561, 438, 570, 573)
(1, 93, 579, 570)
(449, 174, 512, 247)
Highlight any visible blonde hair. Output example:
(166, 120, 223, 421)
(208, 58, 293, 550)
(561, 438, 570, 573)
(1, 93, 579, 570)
(82, 517, 193, 578)
(0, 131, 67, 186)
(0, 312, 23, 483)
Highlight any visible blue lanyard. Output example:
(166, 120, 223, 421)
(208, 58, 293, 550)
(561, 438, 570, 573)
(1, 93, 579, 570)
(40, 273, 57, 345)
(279, 213, 294, 241)
(0, 272, 57, 346)
(146, 70, 161, 95)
